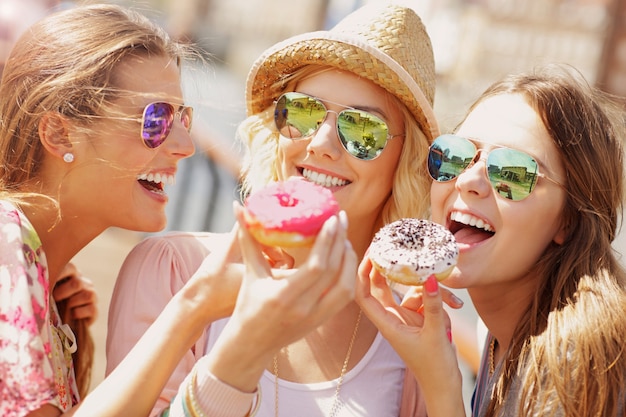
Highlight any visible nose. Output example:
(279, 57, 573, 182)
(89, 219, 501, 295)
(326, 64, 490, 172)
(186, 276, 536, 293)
(306, 111, 343, 160)
(165, 122, 195, 159)
(455, 151, 492, 199)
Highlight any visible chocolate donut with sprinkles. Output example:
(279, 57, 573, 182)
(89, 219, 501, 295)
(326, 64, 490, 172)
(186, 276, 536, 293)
(369, 218, 459, 285)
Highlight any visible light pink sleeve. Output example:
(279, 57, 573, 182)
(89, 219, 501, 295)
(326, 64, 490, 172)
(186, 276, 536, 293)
(105, 232, 211, 416)
(399, 369, 428, 417)
(167, 360, 258, 417)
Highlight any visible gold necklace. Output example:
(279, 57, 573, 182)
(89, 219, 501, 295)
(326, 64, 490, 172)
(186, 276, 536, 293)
(488, 337, 497, 376)
(273, 310, 362, 417)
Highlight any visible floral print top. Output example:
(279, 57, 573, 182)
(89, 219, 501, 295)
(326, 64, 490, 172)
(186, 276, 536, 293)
(0, 200, 79, 416)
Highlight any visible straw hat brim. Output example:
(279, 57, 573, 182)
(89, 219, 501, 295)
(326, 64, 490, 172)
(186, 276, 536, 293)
(246, 31, 440, 142)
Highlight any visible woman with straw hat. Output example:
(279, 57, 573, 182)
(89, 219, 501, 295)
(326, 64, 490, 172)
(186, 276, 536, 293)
(107, 3, 463, 416)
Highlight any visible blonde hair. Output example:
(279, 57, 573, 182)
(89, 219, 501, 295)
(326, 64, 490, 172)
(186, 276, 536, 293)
(238, 65, 431, 234)
(474, 66, 626, 416)
(0, 3, 190, 397)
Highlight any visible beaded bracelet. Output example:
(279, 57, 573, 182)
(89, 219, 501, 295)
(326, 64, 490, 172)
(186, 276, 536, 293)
(183, 366, 262, 417)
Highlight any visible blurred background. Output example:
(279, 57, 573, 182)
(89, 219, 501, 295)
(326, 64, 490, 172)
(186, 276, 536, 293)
(2, 0, 625, 409)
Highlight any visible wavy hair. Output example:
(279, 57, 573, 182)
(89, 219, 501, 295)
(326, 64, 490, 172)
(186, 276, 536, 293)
(237, 65, 432, 235)
(472, 65, 626, 416)
(0, 3, 190, 398)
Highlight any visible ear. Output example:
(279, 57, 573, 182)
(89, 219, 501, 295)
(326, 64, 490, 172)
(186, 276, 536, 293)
(553, 222, 568, 245)
(38, 112, 72, 160)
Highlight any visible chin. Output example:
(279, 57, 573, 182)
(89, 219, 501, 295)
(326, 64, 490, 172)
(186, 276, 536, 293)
(440, 269, 465, 289)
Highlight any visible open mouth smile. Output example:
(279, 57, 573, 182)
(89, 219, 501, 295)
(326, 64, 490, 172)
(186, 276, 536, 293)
(301, 168, 350, 187)
(449, 210, 495, 245)
(137, 172, 175, 195)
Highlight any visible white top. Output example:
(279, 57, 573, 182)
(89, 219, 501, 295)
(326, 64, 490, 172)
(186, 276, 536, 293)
(206, 317, 406, 417)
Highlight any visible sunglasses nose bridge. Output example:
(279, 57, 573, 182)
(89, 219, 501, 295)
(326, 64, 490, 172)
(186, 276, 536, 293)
(311, 109, 339, 137)
(306, 110, 345, 160)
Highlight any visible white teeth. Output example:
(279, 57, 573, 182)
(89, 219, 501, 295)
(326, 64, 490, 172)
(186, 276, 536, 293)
(137, 173, 176, 186)
(451, 211, 493, 232)
(302, 168, 347, 187)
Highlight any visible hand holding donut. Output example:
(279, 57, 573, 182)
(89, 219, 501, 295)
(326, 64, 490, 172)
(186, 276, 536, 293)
(356, 259, 466, 417)
(204, 201, 357, 394)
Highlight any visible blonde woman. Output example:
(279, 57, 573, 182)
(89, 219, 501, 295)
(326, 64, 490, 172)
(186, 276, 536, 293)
(107, 3, 464, 417)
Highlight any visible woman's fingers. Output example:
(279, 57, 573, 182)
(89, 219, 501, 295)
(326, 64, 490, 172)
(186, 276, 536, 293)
(53, 267, 99, 325)
(299, 211, 352, 296)
(234, 202, 273, 280)
(401, 284, 464, 312)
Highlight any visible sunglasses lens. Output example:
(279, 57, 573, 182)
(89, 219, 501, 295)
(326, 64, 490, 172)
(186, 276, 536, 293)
(487, 148, 538, 201)
(428, 134, 477, 181)
(275, 93, 327, 139)
(179, 107, 193, 132)
(141, 102, 174, 148)
(428, 134, 540, 201)
(337, 110, 389, 161)
(142, 102, 174, 148)
(275, 93, 391, 161)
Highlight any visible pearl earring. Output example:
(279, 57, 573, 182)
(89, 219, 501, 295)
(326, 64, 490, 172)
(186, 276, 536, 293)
(63, 153, 74, 163)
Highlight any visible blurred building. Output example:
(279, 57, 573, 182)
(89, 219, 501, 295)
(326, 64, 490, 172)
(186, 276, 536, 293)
(597, 0, 626, 96)
(158, 0, 622, 128)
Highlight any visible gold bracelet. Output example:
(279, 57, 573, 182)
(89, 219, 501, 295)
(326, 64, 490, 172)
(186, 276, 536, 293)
(244, 384, 262, 417)
(183, 367, 207, 417)
(185, 364, 262, 417)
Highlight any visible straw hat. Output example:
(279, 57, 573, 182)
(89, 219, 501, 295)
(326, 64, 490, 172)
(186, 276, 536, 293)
(245, 2, 439, 141)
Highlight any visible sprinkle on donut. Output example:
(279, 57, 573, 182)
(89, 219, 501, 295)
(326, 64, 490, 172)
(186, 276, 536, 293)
(243, 179, 340, 247)
(369, 218, 459, 285)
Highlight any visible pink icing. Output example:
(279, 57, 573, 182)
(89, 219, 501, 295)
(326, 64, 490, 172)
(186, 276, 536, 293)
(245, 180, 340, 236)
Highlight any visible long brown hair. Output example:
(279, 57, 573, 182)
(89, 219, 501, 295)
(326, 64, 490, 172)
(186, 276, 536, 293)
(470, 66, 626, 416)
(0, 3, 190, 398)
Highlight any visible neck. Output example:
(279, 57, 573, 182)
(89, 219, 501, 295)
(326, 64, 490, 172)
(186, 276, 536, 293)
(273, 302, 376, 383)
(19, 199, 105, 288)
(469, 278, 539, 353)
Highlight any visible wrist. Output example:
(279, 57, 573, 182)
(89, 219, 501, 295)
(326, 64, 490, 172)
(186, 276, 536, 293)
(203, 321, 274, 393)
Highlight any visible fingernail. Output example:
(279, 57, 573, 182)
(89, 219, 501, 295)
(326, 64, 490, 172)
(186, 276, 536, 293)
(425, 275, 438, 295)
(416, 305, 425, 315)
(446, 328, 452, 343)
(451, 293, 464, 307)
(339, 210, 348, 230)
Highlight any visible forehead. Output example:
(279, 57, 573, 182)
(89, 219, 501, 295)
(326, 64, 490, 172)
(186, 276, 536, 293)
(456, 93, 564, 177)
(112, 55, 184, 105)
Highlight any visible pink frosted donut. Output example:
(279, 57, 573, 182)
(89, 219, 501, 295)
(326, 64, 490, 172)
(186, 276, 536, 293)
(244, 180, 340, 247)
(369, 218, 458, 285)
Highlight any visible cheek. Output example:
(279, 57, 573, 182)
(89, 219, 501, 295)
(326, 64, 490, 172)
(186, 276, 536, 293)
(278, 136, 306, 159)
(275, 136, 306, 178)
(502, 200, 564, 260)
(430, 181, 451, 224)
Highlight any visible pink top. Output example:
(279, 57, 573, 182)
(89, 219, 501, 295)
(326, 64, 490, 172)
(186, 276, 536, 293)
(106, 232, 426, 417)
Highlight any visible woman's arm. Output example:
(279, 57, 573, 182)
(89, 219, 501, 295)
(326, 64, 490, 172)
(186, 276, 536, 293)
(356, 258, 467, 417)
(76, 226, 242, 416)
(164, 203, 357, 417)
(105, 232, 239, 415)
(75, 202, 355, 417)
